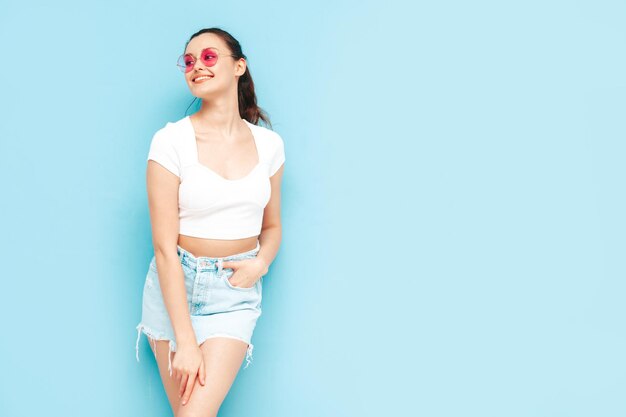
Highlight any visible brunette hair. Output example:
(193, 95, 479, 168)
(182, 27, 272, 128)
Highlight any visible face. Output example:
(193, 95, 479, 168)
(181, 33, 246, 99)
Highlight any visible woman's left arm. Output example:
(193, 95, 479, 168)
(221, 164, 285, 286)
(257, 163, 285, 272)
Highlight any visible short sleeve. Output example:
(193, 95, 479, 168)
(269, 133, 285, 176)
(147, 128, 180, 177)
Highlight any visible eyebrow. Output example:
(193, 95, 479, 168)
(184, 46, 218, 56)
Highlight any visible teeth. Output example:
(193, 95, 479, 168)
(194, 76, 212, 81)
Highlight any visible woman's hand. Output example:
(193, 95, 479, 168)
(171, 343, 206, 406)
(221, 258, 268, 288)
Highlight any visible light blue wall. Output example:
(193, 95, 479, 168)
(1, 0, 624, 416)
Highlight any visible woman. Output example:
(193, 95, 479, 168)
(135, 27, 285, 416)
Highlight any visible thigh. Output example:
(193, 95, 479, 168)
(149, 337, 181, 414)
(175, 337, 250, 417)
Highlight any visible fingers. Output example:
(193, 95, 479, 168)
(178, 373, 189, 399)
(222, 259, 245, 270)
(177, 362, 205, 406)
(181, 371, 197, 406)
(171, 351, 206, 406)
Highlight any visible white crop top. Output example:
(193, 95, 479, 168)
(146, 115, 285, 240)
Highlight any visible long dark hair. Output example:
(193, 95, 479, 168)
(182, 27, 272, 129)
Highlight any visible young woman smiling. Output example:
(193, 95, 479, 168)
(135, 27, 285, 417)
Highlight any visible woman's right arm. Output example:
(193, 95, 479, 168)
(147, 160, 206, 403)
(146, 159, 198, 350)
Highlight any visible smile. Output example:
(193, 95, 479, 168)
(193, 75, 214, 83)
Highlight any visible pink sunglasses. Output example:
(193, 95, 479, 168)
(177, 47, 238, 73)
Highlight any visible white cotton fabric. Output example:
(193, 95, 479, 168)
(147, 115, 285, 239)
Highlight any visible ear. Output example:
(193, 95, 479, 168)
(235, 58, 247, 77)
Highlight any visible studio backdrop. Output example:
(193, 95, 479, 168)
(0, 1, 624, 416)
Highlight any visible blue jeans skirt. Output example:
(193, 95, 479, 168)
(135, 241, 263, 374)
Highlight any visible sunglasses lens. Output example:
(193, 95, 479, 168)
(177, 55, 194, 72)
(177, 49, 221, 73)
(201, 49, 218, 67)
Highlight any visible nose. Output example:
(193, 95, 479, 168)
(192, 57, 209, 72)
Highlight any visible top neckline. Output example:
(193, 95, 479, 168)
(185, 115, 261, 182)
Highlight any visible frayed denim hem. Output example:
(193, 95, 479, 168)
(135, 323, 176, 376)
(135, 324, 255, 371)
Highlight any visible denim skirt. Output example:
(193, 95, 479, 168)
(135, 241, 263, 374)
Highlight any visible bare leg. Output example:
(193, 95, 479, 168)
(175, 337, 250, 417)
(149, 337, 181, 414)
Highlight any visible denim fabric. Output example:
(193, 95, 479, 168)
(135, 241, 263, 373)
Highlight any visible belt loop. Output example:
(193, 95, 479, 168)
(217, 258, 223, 275)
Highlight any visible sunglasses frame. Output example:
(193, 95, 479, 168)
(177, 47, 239, 73)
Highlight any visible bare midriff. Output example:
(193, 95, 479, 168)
(177, 234, 260, 258)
